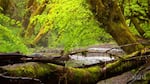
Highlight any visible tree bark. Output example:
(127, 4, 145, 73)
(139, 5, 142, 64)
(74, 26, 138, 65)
(0, 0, 16, 16)
(131, 17, 145, 37)
(120, 0, 125, 15)
(22, 0, 37, 29)
(32, 21, 52, 46)
(88, 0, 144, 54)
(1, 50, 150, 84)
(24, 0, 48, 38)
(148, 0, 150, 24)
(0, 0, 10, 13)
(148, 0, 150, 19)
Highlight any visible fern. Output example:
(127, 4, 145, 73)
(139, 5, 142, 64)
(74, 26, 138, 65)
(0, 13, 28, 53)
(0, 25, 28, 53)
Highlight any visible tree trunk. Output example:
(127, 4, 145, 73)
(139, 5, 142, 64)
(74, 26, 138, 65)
(0, 0, 16, 16)
(0, 0, 10, 13)
(21, 0, 37, 37)
(24, 0, 48, 38)
(22, 0, 37, 29)
(131, 17, 145, 37)
(1, 50, 150, 84)
(148, 0, 150, 19)
(148, 0, 150, 24)
(88, 0, 144, 54)
(120, 0, 125, 15)
(32, 22, 52, 46)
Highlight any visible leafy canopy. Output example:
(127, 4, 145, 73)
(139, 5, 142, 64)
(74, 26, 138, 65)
(123, 0, 150, 37)
(33, 0, 110, 51)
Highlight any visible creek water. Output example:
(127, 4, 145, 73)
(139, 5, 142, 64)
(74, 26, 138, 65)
(66, 47, 124, 67)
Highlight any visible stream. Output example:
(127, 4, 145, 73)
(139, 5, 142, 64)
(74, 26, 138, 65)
(35, 45, 125, 67)
(66, 47, 124, 67)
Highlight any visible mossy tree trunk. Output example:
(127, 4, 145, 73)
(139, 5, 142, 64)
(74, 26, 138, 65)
(31, 1, 54, 46)
(0, 0, 10, 13)
(24, 0, 48, 38)
(21, 0, 37, 37)
(22, 0, 37, 29)
(32, 22, 52, 46)
(89, 0, 144, 54)
(131, 17, 145, 37)
(0, 0, 16, 17)
(148, 0, 150, 23)
(120, 0, 125, 15)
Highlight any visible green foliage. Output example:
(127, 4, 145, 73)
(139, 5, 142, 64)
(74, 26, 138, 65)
(0, 24, 28, 53)
(14, 0, 27, 18)
(0, 13, 22, 28)
(0, 26, 28, 53)
(123, 0, 149, 37)
(32, 0, 111, 51)
(125, 19, 139, 35)
(0, 13, 22, 39)
(124, 0, 148, 17)
(0, 13, 28, 53)
(143, 23, 150, 38)
(0, 6, 3, 12)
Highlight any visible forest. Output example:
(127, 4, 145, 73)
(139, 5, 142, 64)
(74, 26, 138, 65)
(0, 0, 150, 84)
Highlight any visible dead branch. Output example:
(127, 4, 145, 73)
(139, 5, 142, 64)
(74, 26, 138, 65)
(0, 52, 66, 66)
(0, 74, 43, 84)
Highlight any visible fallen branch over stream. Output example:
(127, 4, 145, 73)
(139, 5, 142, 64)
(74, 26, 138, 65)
(0, 52, 66, 66)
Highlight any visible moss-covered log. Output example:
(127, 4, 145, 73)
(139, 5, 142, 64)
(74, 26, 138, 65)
(1, 50, 150, 84)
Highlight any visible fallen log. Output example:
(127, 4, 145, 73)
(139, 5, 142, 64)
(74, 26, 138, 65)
(0, 52, 67, 66)
(0, 49, 150, 84)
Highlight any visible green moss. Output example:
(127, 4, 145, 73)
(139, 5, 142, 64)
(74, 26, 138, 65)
(144, 71, 150, 80)
(106, 51, 139, 71)
(69, 68, 87, 83)
(106, 57, 135, 73)
(0, 24, 29, 53)
(65, 66, 101, 84)
(3, 63, 53, 78)
(86, 66, 101, 82)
